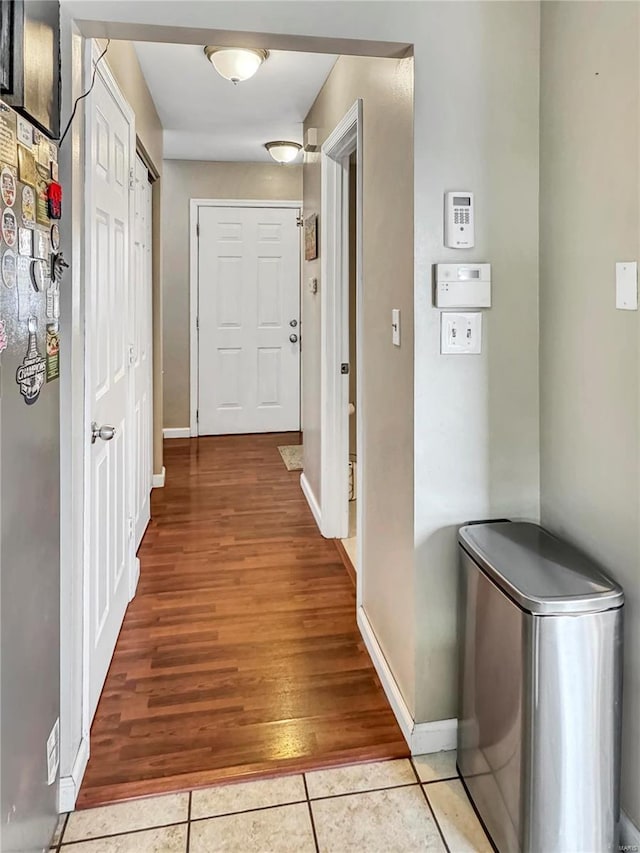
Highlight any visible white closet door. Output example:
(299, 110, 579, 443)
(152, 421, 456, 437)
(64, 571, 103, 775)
(197, 205, 300, 435)
(85, 48, 135, 721)
(132, 155, 153, 548)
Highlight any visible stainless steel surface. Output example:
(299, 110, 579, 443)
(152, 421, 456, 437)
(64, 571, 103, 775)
(1, 102, 60, 853)
(459, 521, 624, 614)
(91, 422, 116, 444)
(289, 319, 298, 327)
(458, 530, 623, 853)
(289, 333, 298, 343)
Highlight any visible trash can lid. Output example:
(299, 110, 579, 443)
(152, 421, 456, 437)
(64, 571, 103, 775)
(458, 521, 624, 615)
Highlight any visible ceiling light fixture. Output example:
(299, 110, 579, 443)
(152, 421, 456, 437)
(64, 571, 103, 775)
(265, 141, 303, 164)
(204, 46, 269, 84)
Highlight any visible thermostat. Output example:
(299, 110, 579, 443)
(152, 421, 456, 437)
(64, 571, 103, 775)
(434, 263, 491, 309)
(445, 191, 474, 248)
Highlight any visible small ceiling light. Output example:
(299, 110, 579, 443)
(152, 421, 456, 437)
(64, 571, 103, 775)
(204, 46, 269, 84)
(265, 141, 303, 164)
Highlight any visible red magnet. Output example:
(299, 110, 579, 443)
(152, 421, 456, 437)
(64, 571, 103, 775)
(47, 181, 62, 219)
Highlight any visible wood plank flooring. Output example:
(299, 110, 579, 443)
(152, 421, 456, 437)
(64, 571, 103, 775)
(77, 433, 408, 808)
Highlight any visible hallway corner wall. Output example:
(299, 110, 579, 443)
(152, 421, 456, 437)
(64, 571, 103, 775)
(303, 55, 416, 713)
(539, 0, 640, 830)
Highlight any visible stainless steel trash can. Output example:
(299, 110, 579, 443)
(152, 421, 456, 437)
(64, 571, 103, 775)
(457, 521, 624, 853)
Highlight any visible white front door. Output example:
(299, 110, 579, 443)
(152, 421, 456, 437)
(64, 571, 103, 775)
(197, 206, 301, 435)
(132, 155, 153, 548)
(85, 45, 135, 721)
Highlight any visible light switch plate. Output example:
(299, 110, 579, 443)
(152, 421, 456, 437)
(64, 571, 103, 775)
(440, 312, 482, 355)
(616, 262, 637, 310)
(392, 309, 401, 346)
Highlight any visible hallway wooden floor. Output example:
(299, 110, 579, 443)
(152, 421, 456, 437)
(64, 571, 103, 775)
(78, 433, 408, 808)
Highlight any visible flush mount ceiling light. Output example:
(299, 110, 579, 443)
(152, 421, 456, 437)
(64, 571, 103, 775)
(265, 141, 303, 164)
(204, 46, 269, 84)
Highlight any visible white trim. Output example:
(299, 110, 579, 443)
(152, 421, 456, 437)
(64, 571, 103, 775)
(411, 718, 458, 755)
(152, 466, 166, 488)
(163, 427, 191, 439)
(621, 811, 640, 849)
(357, 606, 457, 755)
(57, 735, 89, 813)
(189, 198, 303, 438)
(300, 473, 322, 531)
(319, 101, 363, 560)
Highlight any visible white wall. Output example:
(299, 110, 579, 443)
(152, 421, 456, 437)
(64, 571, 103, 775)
(60, 0, 542, 736)
(539, 0, 640, 830)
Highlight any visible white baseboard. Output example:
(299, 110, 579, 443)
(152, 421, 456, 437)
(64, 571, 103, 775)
(152, 466, 166, 488)
(300, 473, 322, 532)
(357, 606, 457, 755)
(163, 427, 190, 439)
(58, 736, 89, 812)
(411, 717, 458, 754)
(621, 810, 640, 849)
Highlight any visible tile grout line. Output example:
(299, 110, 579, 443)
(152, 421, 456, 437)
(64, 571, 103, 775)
(409, 758, 452, 853)
(59, 820, 190, 846)
(303, 774, 320, 853)
(186, 791, 192, 853)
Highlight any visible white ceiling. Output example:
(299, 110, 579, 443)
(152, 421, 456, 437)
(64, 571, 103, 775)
(133, 42, 337, 162)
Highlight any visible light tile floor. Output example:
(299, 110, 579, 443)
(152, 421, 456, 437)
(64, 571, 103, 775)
(52, 753, 493, 853)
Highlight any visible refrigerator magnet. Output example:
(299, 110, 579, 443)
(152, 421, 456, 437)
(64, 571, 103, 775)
(50, 223, 60, 251)
(1, 207, 17, 247)
(1, 166, 16, 206)
(17, 115, 33, 149)
(46, 323, 60, 382)
(16, 316, 46, 405)
(34, 228, 50, 261)
(0, 103, 18, 167)
(1, 249, 16, 288)
(18, 227, 32, 257)
(35, 165, 50, 226)
(31, 259, 48, 292)
(21, 185, 35, 227)
(0, 318, 7, 355)
(17, 145, 37, 187)
(16, 256, 31, 320)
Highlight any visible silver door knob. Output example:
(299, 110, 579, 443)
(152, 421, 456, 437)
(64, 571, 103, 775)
(91, 422, 116, 444)
(290, 319, 298, 328)
(289, 334, 298, 343)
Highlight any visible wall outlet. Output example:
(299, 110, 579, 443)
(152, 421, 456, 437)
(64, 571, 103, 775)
(46, 719, 60, 786)
(615, 262, 638, 310)
(308, 277, 318, 294)
(440, 312, 482, 355)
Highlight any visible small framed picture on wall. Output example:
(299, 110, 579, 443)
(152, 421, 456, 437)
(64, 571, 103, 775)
(304, 213, 318, 261)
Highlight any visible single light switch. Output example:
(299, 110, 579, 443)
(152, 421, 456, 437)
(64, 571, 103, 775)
(440, 312, 482, 355)
(616, 262, 637, 310)
(392, 309, 401, 346)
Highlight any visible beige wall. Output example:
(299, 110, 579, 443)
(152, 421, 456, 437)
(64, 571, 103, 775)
(539, 1, 640, 829)
(104, 40, 165, 474)
(161, 161, 302, 428)
(303, 55, 416, 709)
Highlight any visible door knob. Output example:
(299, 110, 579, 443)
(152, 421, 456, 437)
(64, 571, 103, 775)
(91, 422, 117, 444)
(289, 334, 298, 343)
(290, 319, 298, 328)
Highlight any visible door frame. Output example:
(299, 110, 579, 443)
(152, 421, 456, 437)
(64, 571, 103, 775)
(188, 198, 303, 438)
(319, 100, 364, 595)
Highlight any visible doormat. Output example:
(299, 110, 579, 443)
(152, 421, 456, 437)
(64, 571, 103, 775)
(278, 445, 303, 471)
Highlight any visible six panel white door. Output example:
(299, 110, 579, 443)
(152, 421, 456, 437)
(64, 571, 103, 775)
(197, 206, 300, 435)
(86, 55, 135, 721)
(132, 155, 153, 548)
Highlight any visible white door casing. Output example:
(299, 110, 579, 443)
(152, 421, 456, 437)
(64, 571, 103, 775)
(84, 42, 136, 723)
(195, 204, 301, 435)
(132, 155, 153, 548)
(319, 101, 364, 603)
